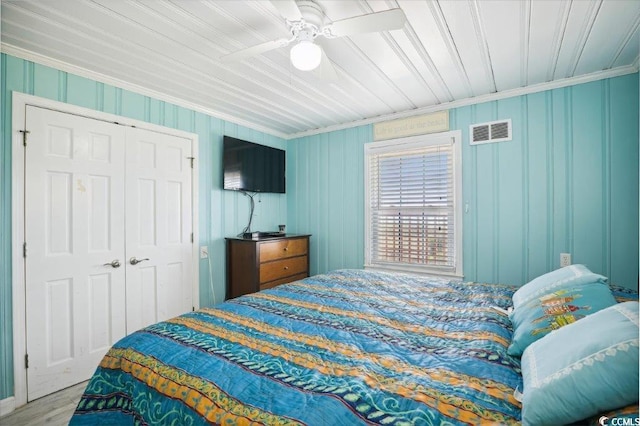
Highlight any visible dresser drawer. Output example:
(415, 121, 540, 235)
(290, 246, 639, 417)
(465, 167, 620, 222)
(260, 256, 308, 284)
(259, 238, 308, 262)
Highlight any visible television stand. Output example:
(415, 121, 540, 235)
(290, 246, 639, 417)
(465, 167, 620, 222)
(226, 234, 311, 299)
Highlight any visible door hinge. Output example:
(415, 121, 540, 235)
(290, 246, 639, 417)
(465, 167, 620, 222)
(191, 233, 194, 243)
(25, 354, 29, 369)
(192, 306, 195, 312)
(23, 242, 27, 258)
(19, 130, 30, 147)
(187, 157, 195, 169)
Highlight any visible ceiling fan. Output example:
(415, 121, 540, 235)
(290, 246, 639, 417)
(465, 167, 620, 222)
(220, 0, 407, 77)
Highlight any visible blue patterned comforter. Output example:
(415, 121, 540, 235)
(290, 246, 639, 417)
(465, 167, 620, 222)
(71, 269, 525, 425)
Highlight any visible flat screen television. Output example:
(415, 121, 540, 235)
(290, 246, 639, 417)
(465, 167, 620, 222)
(223, 136, 286, 193)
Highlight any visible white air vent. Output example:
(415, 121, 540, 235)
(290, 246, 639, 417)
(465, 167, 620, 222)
(470, 119, 512, 145)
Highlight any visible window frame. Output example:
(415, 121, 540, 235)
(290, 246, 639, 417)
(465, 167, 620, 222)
(364, 130, 463, 278)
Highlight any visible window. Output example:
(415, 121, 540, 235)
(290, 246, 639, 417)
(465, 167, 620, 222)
(364, 131, 462, 277)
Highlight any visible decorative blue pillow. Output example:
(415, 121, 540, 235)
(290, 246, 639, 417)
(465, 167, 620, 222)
(508, 282, 617, 356)
(512, 264, 606, 309)
(521, 301, 639, 425)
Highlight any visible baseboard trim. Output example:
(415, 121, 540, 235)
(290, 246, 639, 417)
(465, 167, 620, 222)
(0, 396, 15, 417)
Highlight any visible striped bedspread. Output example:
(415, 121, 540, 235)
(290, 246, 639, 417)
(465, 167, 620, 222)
(70, 269, 525, 425)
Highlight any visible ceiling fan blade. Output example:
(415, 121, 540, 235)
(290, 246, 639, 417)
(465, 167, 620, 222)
(269, 0, 302, 21)
(220, 38, 291, 62)
(312, 46, 338, 81)
(325, 8, 407, 37)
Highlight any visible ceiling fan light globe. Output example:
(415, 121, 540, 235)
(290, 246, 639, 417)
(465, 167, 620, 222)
(290, 41, 321, 71)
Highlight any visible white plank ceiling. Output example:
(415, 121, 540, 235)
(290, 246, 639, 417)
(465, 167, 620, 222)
(2, 0, 639, 138)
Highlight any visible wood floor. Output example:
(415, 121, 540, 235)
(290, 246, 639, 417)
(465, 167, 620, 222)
(0, 382, 87, 426)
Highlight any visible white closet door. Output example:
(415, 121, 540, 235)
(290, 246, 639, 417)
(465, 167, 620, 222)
(124, 128, 193, 333)
(25, 106, 127, 401)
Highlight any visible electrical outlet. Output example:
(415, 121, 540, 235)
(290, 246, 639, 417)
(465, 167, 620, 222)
(200, 246, 209, 259)
(560, 253, 571, 267)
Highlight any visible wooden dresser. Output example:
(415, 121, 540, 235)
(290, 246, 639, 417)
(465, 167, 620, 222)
(225, 234, 310, 299)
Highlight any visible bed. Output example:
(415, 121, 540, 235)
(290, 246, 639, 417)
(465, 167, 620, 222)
(69, 269, 638, 425)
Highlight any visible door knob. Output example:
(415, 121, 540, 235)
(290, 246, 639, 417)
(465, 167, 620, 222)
(130, 257, 150, 265)
(103, 259, 121, 268)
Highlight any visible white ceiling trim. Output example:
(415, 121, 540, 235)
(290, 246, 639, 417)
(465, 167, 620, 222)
(1, 43, 289, 139)
(289, 63, 639, 139)
(3, 43, 637, 141)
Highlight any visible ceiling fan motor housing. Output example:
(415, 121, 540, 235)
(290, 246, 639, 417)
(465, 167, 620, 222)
(295, 0, 325, 33)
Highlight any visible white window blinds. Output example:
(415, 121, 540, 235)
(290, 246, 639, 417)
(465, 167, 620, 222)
(365, 134, 460, 275)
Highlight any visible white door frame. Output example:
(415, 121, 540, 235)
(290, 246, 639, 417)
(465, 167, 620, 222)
(11, 92, 200, 408)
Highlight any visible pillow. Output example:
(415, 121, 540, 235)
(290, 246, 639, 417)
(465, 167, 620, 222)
(521, 301, 639, 426)
(508, 282, 617, 356)
(512, 264, 606, 309)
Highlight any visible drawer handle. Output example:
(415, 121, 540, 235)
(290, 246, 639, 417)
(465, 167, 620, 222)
(284, 266, 289, 270)
(283, 247, 288, 251)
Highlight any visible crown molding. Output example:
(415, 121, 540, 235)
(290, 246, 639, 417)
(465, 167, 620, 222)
(2, 44, 637, 141)
(0, 44, 289, 140)
(288, 64, 640, 139)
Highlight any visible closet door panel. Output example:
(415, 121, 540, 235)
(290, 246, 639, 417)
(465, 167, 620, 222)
(125, 128, 193, 333)
(24, 106, 126, 401)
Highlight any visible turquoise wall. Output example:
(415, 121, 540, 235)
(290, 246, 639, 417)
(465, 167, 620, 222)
(287, 127, 370, 274)
(1, 52, 638, 402)
(0, 53, 286, 400)
(287, 73, 639, 290)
